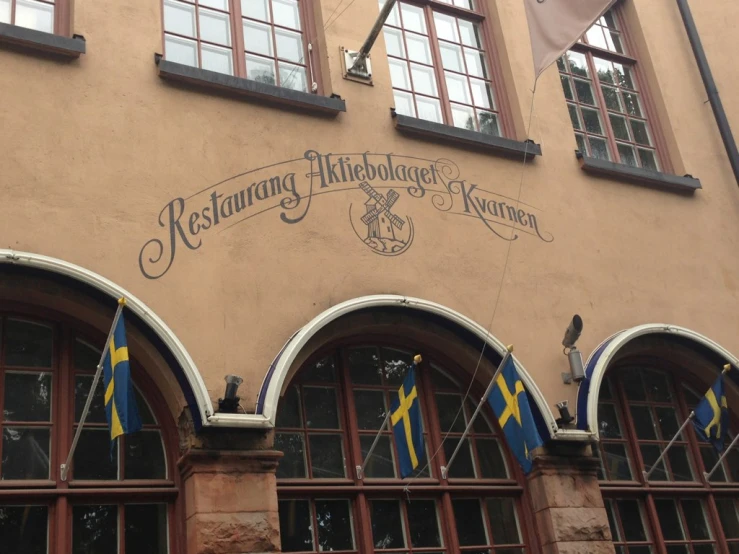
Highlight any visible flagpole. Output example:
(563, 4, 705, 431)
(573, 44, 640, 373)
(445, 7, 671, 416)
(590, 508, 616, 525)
(702, 364, 734, 480)
(60, 297, 127, 482)
(441, 345, 513, 480)
(643, 364, 733, 481)
(356, 354, 422, 480)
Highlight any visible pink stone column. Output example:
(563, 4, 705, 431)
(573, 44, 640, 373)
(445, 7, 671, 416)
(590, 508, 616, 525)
(528, 455, 615, 554)
(179, 449, 283, 554)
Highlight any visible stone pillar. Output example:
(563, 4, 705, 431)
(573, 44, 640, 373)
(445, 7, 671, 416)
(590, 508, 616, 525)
(179, 449, 283, 554)
(528, 452, 614, 554)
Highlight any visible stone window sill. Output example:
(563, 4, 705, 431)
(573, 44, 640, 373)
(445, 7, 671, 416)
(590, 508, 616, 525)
(392, 110, 542, 160)
(577, 152, 701, 193)
(0, 22, 85, 58)
(155, 56, 346, 116)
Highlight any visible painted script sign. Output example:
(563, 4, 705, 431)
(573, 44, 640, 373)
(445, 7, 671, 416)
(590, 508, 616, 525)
(139, 150, 552, 279)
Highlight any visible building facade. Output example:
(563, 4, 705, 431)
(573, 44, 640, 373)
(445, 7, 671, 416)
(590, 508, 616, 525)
(0, 0, 738, 552)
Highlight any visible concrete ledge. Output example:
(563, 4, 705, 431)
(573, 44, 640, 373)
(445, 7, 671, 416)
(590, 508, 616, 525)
(392, 110, 542, 160)
(0, 22, 85, 57)
(156, 55, 346, 116)
(577, 151, 701, 193)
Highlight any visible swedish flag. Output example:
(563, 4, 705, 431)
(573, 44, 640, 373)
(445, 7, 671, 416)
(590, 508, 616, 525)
(390, 358, 425, 479)
(692, 374, 728, 452)
(102, 314, 142, 450)
(487, 357, 542, 474)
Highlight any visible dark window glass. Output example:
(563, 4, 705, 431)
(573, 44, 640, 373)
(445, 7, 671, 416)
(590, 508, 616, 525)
(125, 504, 168, 554)
(2, 427, 50, 479)
(0, 505, 48, 554)
(348, 347, 381, 385)
(444, 437, 475, 478)
(72, 505, 118, 554)
(371, 499, 405, 548)
(315, 499, 354, 551)
(279, 499, 313, 552)
(73, 430, 118, 480)
(5, 319, 53, 368)
(74, 339, 101, 371)
(75, 376, 107, 423)
(301, 356, 336, 383)
(126, 431, 166, 479)
(408, 500, 442, 547)
(487, 498, 521, 545)
(274, 433, 306, 478)
(453, 498, 488, 546)
(4, 372, 52, 422)
(360, 435, 396, 478)
(276, 386, 302, 428)
(308, 434, 345, 478)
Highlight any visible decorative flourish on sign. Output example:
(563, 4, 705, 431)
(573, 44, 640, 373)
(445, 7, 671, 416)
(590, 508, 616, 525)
(138, 150, 553, 279)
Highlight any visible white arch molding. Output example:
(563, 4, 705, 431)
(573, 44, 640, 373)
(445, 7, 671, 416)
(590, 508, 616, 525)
(577, 323, 739, 439)
(245, 294, 563, 439)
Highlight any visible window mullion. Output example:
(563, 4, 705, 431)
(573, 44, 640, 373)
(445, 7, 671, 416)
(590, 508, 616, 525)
(230, 0, 247, 77)
(587, 51, 620, 163)
(425, 6, 453, 126)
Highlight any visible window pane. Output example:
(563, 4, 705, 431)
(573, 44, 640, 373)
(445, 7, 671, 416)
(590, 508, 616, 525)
(487, 498, 521, 545)
(348, 347, 381, 385)
(667, 447, 694, 481)
(602, 86, 622, 111)
(300, 355, 336, 382)
(446, 72, 470, 104)
(477, 438, 508, 479)
(382, 348, 413, 386)
(408, 500, 442, 547)
(470, 78, 494, 109)
(641, 444, 668, 481)
(246, 54, 276, 85)
(126, 431, 166, 479)
(244, 20, 273, 56)
(163, 0, 196, 36)
(279, 499, 313, 551)
(354, 390, 387, 430)
(384, 28, 405, 58)
(75, 376, 106, 423)
(276, 386, 302, 428)
(631, 120, 651, 145)
(274, 433, 306, 478)
(581, 108, 603, 134)
(415, 96, 442, 123)
(589, 137, 610, 160)
(630, 406, 658, 440)
(308, 434, 346, 478)
(200, 0, 228, 9)
(125, 504, 168, 554)
(465, 48, 487, 78)
(614, 63, 635, 88)
(436, 393, 465, 433)
(279, 62, 308, 92)
(617, 143, 637, 167)
(165, 35, 198, 67)
(622, 369, 647, 400)
(411, 63, 438, 96)
(623, 92, 642, 116)
(568, 104, 582, 130)
(406, 34, 432, 64)
(610, 115, 631, 141)
(444, 438, 475, 477)
(5, 319, 52, 368)
(567, 51, 589, 76)
(618, 499, 648, 541)
(0, 505, 48, 554)
(72, 505, 118, 554)
(561, 75, 574, 100)
(598, 403, 623, 439)
(716, 499, 739, 539)
(701, 446, 726, 482)
(453, 499, 488, 546)
(371, 499, 405, 548)
(602, 443, 633, 480)
(272, 0, 301, 30)
(638, 149, 658, 171)
(360, 435, 396, 478)
(400, 3, 426, 34)
(655, 499, 685, 540)
(0, 0, 9, 24)
(242, 0, 269, 22)
(2, 427, 50, 480)
(303, 387, 339, 429)
(682, 499, 711, 540)
(434, 12, 458, 42)
(74, 339, 101, 371)
(4, 372, 51, 422)
(459, 19, 482, 48)
(574, 80, 596, 106)
(199, 8, 231, 46)
(316, 499, 354, 550)
(74, 429, 118, 480)
(393, 90, 416, 117)
(440, 43, 464, 72)
(276, 28, 303, 63)
(576, 134, 587, 154)
(14, 0, 53, 33)
(201, 44, 234, 75)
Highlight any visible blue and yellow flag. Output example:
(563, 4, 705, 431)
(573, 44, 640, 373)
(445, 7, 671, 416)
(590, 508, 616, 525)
(692, 374, 728, 452)
(390, 357, 425, 479)
(487, 357, 543, 474)
(102, 313, 142, 450)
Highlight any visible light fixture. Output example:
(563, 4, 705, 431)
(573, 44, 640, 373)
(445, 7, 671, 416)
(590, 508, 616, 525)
(218, 375, 243, 413)
(561, 315, 586, 383)
(556, 400, 575, 426)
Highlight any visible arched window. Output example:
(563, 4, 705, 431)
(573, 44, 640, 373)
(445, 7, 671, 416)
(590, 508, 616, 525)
(274, 342, 533, 553)
(596, 365, 739, 554)
(0, 311, 178, 553)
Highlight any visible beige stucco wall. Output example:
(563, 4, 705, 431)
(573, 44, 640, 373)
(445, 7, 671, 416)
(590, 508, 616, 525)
(1, 0, 738, 419)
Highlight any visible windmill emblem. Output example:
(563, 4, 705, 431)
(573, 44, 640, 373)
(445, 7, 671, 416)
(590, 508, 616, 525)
(349, 181, 414, 256)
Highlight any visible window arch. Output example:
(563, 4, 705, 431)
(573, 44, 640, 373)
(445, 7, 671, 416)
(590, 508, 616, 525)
(274, 340, 533, 553)
(596, 362, 739, 554)
(0, 309, 179, 554)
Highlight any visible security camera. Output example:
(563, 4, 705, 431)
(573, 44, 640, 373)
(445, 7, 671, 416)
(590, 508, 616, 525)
(562, 315, 583, 349)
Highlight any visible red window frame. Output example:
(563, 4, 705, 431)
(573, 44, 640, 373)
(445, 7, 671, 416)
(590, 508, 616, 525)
(1, 0, 71, 37)
(597, 360, 739, 554)
(559, 5, 672, 173)
(382, 0, 514, 138)
(161, 0, 323, 94)
(0, 305, 182, 554)
(275, 338, 537, 554)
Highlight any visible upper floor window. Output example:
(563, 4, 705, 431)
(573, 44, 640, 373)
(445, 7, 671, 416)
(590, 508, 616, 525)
(558, 8, 662, 171)
(381, 0, 506, 137)
(0, 0, 65, 35)
(0, 313, 177, 553)
(597, 365, 739, 554)
(274, 342, 533, 553)
(162, 0, 316, 93)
